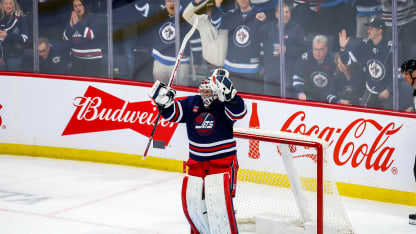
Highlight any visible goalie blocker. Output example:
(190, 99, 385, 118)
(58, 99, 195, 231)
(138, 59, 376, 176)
(182, 172, 238, 234)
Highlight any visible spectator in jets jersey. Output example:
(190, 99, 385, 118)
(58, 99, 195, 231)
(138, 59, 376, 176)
(62, 0, 105, 77)
(210, 0, 265, 95)
(0, 0, 29, 71)
(339, 17, 393, 109)
(292, 35, 336, 103)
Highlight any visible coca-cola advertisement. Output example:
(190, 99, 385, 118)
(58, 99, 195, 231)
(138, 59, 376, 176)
(0, 73, 415, 198)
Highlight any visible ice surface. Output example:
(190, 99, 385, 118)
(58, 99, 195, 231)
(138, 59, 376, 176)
(0, 155, 414, 234)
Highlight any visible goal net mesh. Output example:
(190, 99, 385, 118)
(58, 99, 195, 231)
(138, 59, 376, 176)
(233, 127, 354, 233)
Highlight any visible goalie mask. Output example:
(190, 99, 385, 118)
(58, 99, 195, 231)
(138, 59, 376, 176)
(199, 77, 218, 108)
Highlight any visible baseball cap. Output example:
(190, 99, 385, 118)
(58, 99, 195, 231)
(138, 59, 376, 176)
(365, 17, 385, 29)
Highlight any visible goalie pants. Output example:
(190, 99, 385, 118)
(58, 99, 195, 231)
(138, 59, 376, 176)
(186, 155, 238, 197)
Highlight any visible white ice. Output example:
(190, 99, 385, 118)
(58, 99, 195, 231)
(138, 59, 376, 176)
(0, 154, 415, 234)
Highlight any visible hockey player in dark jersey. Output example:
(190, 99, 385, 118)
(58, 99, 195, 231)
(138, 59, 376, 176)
(149, 68, 247, 234)
(292, 34, 336, 102)
(339, 17, 393, 109)
(400, 58, 416, 225)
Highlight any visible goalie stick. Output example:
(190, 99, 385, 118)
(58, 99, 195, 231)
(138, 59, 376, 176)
(143, 17, 199, 159)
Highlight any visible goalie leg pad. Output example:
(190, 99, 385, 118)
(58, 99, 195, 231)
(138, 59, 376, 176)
(181, 175, 210, 234)
(208, 155, 239, 197)
(205, 173, 238, 234)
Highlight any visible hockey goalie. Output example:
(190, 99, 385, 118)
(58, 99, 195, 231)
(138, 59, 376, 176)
(149, 68, 247, 233)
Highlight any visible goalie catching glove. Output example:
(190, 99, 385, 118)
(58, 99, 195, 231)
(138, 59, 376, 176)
(212, 68, 237, 102)
(149, 80, 176, 109)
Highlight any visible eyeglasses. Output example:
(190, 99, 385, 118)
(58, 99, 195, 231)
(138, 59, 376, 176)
(313, 48, 326, 52)
(38, 48, 48, 53)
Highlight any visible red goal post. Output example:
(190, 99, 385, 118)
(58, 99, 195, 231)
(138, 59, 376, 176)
(232, 127, 354, 234)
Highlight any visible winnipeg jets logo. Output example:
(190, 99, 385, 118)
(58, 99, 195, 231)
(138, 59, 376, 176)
(311, 72, 329, 88)
(367, 59, 385, 81)
(233, 25, 251, 47)
(194, 112, 215, 136)
(52, 56, 61, 64)
(159, 22, 175, 43)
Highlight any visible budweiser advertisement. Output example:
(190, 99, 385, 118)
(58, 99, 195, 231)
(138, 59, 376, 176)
(0, 73, 415, 194)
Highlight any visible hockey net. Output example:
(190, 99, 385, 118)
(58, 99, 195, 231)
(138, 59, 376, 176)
(233, 127, 354, 234)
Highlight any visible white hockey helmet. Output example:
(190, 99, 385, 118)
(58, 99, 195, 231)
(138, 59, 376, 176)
(199, 76, 218, 108)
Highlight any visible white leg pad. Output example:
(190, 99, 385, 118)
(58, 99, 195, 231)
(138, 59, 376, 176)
(181, 175, 210, 234)
(205, 173, 238, 234)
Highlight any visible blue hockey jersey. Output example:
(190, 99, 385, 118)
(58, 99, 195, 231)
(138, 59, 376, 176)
(292, 50, 337, 102)
(134, 0, 202, 66)
(210, 6, 263, 74)
(341, 36, 393, 94)
(161, 95, 247, 161)
(62, 13, 103, 60)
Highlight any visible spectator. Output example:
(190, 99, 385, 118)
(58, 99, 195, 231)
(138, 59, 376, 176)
(210, 0, 264, 95)
(327, 52, 365, 105)
(354, 0, 382, 38)
(182, 0, 228, 71)
(62, 0, 105, 77)
(292, 35, 336, 102)
(0, 0, 29, 71)
(257, 3, 306, 98)
(38, 37, 71, 74)
(134, 0, 203, 86)
(339, 17, 393, 109)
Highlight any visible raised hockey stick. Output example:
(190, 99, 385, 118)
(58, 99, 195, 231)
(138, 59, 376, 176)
(143, 17, 199, 160)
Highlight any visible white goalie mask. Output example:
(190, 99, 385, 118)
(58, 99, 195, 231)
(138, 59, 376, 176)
(199, 76, 218, 108)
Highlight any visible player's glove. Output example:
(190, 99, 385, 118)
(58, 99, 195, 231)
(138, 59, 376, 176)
(213, 68, 237, 102)
(149, 80, 176, 109)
